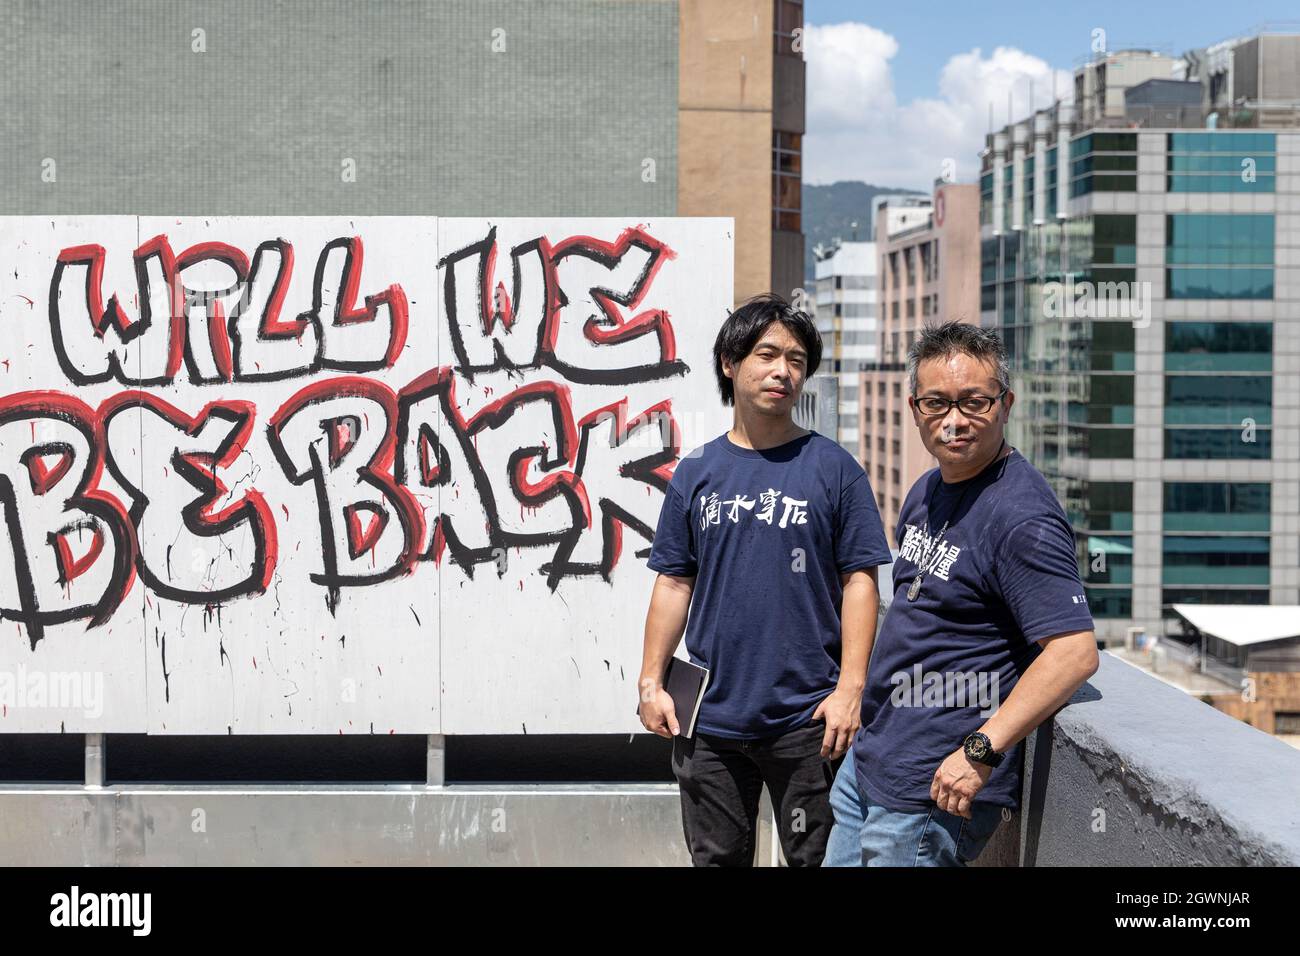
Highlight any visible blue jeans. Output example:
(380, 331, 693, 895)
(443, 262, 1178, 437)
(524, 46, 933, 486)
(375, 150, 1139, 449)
(822, 745, 1005, 867)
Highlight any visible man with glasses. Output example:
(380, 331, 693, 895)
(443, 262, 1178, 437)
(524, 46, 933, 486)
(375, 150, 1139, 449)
(823, 321, 1099, 866)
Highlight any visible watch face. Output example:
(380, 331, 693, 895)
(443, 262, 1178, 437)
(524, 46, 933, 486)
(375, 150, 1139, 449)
(965, 735, 988, 759)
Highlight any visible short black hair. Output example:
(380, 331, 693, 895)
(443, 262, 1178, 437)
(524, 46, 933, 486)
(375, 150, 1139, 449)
(712, 293, 821, 406)
(907, 321, 1009, 396)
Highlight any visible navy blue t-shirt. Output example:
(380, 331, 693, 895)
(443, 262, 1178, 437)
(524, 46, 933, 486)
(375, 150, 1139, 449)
(853, 449, 1094, 812)
(647, 430, 892, 739)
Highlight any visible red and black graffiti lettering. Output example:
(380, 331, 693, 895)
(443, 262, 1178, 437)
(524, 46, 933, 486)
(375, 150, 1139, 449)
(6, 224, 696, 630)
(50, 235, 407, 387)
(0, 393, 137, 649)
(396, 368, 679, 589)
(541, 396, 680, 584)
(266, 377, 424, 614)
(439, 225, 688, 385)
(100, 392, 277, 606)
(48, 237, 184, 387)
(0, 374, 682, 625)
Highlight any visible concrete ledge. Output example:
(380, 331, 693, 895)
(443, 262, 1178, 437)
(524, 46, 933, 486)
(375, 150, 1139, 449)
(7, 653, 1298, 866)
(0, 784, 691, 866)
(1007, 652, 1300, 866)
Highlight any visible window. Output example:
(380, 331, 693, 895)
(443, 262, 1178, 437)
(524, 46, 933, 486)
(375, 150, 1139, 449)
(1090, 215, 1136, 267)
(1162, 536, 1269, 586)
(1164, 482, 1269, 533)
(1090, 322, 1135, 372)
(1081, 535, 1132, 585)
(772, 131, 802, 232)
(1087, 374, 1134, 425)
(1069, 132, 1137, 196)
(1076, 481, 1133, 532)
(1165, 428, 1271, 459)
(1086, 589, 1132, 618)
(1165, 214, 1274, 300)
(1163, 320, 1272, 458)
(1165, 322, 1271, 372)
(1088, 429, 1134, 459)
(774, 0, 803, 56)
(980, 238, 998, 313)
(1045, 145, 1058, 218)
(1022, 154, 1034, 225)
(1001, 231, 1019, 280)
(1162, 588, 1268, 610)
(1164, 375, 1270, 426)
(1167, 132, 1276, 193)
(1275, 713, 1300, 735)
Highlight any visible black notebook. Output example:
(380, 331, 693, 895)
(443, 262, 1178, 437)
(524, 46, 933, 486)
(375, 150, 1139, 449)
(638, 657, 710, 738)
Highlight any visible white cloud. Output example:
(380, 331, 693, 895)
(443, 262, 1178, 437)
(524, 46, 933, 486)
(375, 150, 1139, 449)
(804, 23, 1072, 190)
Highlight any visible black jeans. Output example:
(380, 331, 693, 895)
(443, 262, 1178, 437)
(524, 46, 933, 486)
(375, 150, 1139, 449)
(671, 718, 840, 867)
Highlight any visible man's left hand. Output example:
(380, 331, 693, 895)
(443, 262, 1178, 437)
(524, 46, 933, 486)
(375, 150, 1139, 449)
(811, 688, 861, 759)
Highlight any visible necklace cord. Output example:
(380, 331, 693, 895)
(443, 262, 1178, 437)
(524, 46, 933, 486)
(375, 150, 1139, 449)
(911, 439, 1008, 596)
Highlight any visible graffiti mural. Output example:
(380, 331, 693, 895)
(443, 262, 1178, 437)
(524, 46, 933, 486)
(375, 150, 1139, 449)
(0, 216, 733, 733)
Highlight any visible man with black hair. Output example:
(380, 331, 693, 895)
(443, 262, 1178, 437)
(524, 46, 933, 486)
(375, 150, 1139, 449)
(638, 293, 891, 866)
(823, 320, 1098, 867)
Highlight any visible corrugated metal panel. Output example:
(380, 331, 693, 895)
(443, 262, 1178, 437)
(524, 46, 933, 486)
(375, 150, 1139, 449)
(0, 0, 677, 217)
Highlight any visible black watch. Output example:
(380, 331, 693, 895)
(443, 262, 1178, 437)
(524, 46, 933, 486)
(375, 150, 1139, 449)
(963, 732, 1004, 767)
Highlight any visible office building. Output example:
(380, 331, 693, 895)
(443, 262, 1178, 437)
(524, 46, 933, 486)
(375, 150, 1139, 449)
(979, 30, 1300, 644)
(813, 238, 876, 453)
(860, 185, 981, 543)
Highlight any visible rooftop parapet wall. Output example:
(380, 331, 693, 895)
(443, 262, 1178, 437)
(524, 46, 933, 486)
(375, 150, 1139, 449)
(981, 653, 1300, 866)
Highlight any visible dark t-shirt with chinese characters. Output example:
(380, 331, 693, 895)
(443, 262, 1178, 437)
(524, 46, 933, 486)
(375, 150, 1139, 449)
(647, 430, 892, 739)
(853, 448, 1094, 812)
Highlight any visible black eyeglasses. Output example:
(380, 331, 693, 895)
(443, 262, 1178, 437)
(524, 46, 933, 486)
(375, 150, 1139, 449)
(914, 389, 1007, 417)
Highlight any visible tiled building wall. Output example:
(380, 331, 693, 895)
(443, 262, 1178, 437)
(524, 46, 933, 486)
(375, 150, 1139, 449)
(0, 0, 679, 216)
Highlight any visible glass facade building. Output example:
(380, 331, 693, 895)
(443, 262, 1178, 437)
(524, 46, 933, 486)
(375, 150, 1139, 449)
(980, 113, 1298, 642)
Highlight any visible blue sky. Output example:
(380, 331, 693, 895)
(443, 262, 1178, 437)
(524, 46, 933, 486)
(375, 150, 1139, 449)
(802, 3, 1300, 188)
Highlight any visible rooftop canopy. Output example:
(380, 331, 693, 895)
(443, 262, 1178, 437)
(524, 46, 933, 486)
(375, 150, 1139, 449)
(1171, 604, 1300, 647)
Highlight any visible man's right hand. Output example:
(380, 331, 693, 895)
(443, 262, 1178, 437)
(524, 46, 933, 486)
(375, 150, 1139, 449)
(638, 680, 680, 738)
